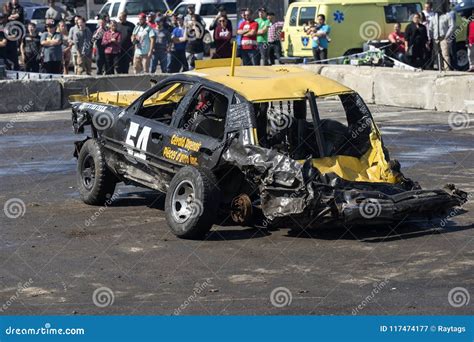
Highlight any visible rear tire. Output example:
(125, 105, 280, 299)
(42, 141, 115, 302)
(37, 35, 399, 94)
(165, 167, 220, 239)
(77, 139, 117, 205)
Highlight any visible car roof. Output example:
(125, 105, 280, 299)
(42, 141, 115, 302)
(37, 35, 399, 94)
(185, 65, 352, 102)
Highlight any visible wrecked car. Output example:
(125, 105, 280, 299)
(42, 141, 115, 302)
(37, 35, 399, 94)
(70, 64, 467, 239)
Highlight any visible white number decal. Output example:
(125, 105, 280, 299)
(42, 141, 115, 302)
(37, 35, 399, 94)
(125, 122, 151, 160)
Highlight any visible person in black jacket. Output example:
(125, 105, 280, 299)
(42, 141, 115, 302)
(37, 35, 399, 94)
(404, 12, 429, 68)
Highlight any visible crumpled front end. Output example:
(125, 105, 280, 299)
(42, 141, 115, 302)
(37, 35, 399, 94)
(222, 143, 468, 227)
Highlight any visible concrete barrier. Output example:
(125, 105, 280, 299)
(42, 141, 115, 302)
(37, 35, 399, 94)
(300, 64, 474, 114)
(0, 79, 62, 113)
(0, 73, 168, 114)
(60, 73, 167, 107)
(1, 66, 473, 114)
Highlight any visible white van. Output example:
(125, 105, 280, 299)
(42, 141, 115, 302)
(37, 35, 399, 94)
(87, 0, 170, 25)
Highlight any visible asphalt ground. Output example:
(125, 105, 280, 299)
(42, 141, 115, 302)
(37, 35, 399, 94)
(0, 102, 472, 315)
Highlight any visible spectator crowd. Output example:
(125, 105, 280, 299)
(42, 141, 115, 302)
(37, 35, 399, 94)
(386, 1, 474, 71)
(1, 0, 473, 73)
(0, 2, 285, 75)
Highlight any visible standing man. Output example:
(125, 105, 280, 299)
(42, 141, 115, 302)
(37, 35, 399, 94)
(131, 13, 155, 74)
(267, 12, 283, 65)
(92, 18, 107, 75)
(116, 12, 135, 74)
(167, 14, 188, 73)
(40, 22, 63, 74)
(447, 4, 458, 70)
(184, 4, 205, 28)
(45, 0, 65, 24)
(235, 8, 246, 57)
(311, 14, 330, 63)
(0, 14, 7, 67)
(388, 22, 406, 62)
(68, 15, 81, 74)
(237, 9, 258, 66)
(6, 0, 24, 23)
(20, 22, 41, 72)
(150, 16, 171, 73)
(71, 17, 93, 75)
(430, 9, 455, 70)
(255, 7, 270, 65)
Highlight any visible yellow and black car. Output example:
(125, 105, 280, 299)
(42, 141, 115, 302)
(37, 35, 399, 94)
(70, 61, 467, 239)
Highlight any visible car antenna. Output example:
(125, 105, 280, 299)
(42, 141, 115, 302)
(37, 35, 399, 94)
(230, 41, 237, 77)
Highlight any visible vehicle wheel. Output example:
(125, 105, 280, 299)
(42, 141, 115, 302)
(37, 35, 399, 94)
(77, 139, 116, 205)
(456, 42, 469, 71)
(165, 167, 220, 239)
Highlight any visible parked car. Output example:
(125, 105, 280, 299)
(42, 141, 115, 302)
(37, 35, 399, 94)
(281, 0, 469, 70)
(23, 4, 49, 32)
(87, 0, 170, 25)
(70, 62, 467, 239)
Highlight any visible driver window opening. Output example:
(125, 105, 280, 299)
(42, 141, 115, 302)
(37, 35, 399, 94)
(136, 82, 192, 124)
(180, 88, 229, 140)
(256, 94, 373, 160)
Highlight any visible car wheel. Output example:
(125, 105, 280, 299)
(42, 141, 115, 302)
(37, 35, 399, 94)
(165, 166, 220, 239)
(456, 42, 469, 71)
(77, 139, 117, 205)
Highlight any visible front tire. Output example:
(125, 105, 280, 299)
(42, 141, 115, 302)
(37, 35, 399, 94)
(165, 167, 220, 239)
(77, 139, 116, 205)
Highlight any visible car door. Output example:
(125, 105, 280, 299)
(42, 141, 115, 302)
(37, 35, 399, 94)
(160, 84, 233, 170)
(102, 81, 195, 187)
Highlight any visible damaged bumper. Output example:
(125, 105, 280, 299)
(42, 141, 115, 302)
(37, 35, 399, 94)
(339, 186, 467, 225)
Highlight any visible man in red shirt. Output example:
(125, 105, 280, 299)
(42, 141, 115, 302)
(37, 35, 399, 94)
(237, 9, 258, 65)
(468, 11, 474, 72)
(388, 22, 406, 63)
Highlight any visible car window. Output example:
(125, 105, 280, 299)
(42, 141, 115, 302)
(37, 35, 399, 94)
(99, 2, 111, 15)
(384, 3, 422, 23)
(288, 7, 298, 26)
(174, 3, 187, 16)
(32, 8, 47, 19)
(222, 3, 236, 15)
(111, 2, 120, 17)
(180, 88, 228, 140)
(125, 0, 167, 15)
(135, 82, 193, 124)
(200, 3, 236, 16)
(298, 6, 316, 26)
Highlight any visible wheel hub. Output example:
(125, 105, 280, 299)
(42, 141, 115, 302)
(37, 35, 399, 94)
(171, 180, 196, 224)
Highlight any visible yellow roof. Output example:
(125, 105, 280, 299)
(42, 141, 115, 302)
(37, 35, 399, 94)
(185, 65, 353, 102)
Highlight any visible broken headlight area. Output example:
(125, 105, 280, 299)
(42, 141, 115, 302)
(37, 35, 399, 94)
(222, 134, 468, 227)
